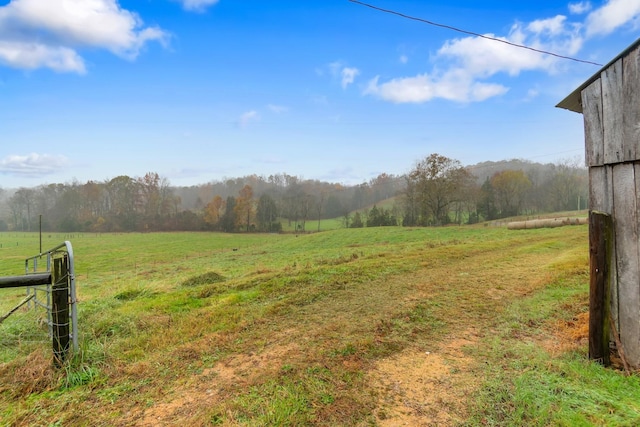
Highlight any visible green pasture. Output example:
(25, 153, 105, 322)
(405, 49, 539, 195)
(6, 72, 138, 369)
(1, 225, 639, 426)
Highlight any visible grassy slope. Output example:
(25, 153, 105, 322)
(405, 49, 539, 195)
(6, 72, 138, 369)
(0, 225, 638, 426)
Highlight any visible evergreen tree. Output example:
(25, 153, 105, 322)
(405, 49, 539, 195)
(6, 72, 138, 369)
(220, 196, 237, 232)
(350, 212, 364, 228)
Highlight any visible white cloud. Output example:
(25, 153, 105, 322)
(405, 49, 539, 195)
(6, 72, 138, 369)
(365, 11, 586, 104)
(0, 153, 69, 176)
(365, 72, 508, 103)
(239, 110, 260, 127)
(0, 40, 85, 73)
(585, 0, 640, 36)
(438, 35, 555, 78)
(178, 0, 219, 13)
(363, 1, 640, 106)
(267, 104, 288, 114)
(341, 67, 359, 89)
(527, 15, 568, 36)
(569, 1, 592, 14)
(325, 61, 360, 89)
(0, 0, 168, 73)
(399, 54, 408, 64)
(525, 88, 540, 101)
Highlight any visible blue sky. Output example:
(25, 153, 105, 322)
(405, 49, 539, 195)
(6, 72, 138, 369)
(1, 0, 639, 188)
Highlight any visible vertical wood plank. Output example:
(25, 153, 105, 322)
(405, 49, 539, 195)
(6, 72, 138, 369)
(589, 211, 612, 365)
(613, 163, 640, 367)
(603, 59, 624, 165)
(582, 80, 604, 166)
(589, 167, 607, 212)
(623, 47, 640, 162)
(590, 166, 619, 332)
(606, 166, 619, 334)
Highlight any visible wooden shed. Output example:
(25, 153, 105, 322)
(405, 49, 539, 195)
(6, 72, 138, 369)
(558, 38, 640, 368)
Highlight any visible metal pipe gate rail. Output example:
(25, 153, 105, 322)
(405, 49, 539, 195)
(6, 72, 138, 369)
(0, 241, 77, 366)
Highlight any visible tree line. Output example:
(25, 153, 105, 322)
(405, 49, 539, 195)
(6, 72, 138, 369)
(400, 154, 587, 226)
(0, 155, 587, 233)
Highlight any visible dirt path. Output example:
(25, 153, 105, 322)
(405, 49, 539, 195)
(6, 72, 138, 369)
(365, 235, 587, 426)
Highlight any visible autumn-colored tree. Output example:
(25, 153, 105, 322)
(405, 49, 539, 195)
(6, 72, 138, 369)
(80, 181, 104, 221)
(369, 172, 401, 201)
(138, 172, 168, 228)
(106, 175, 139, 230)
(490, 170, 532, 217)
(234, 185, 254, 231)
(405, 153, 470, 225)
(204, 195, 224, 229)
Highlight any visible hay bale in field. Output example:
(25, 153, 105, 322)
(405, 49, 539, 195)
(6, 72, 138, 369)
(507, 221, 527, 230)
(507, 217, 588, 230)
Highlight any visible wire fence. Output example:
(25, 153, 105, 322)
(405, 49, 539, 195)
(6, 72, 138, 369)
(1, 241, 77, 364)
(0, 291, 51, 361)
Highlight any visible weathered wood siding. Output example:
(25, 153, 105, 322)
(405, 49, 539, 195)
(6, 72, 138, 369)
(582, 43, 640, 367)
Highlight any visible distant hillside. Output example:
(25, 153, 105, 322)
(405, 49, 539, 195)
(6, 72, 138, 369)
(466, 158, 585, 185)
(0, 157, 587, 233)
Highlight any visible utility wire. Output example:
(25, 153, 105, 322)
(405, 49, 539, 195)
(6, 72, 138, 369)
(348, 0, 603, 67)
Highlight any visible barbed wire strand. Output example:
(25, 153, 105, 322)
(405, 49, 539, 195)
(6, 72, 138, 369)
(348, 0, 603, 67)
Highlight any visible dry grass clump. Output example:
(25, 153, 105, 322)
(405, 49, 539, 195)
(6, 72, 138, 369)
(0, 349, 58, 398)
(180, 271, 226, 287)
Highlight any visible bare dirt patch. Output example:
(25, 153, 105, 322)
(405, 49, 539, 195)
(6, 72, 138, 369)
(542, 311, 589, 356)
(369, 328, 481, 427)
(542, 310, 638, 374)
(133, 336, 302, 426)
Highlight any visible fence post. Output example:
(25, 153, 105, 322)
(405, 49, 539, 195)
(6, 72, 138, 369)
(52, 256, 70, 367)
(589, 211, 612, 366)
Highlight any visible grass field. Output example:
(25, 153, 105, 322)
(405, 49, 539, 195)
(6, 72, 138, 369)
(1, 225, 639, 426)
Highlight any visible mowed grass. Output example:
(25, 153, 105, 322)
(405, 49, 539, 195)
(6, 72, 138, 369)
(0, 225, 639, 426)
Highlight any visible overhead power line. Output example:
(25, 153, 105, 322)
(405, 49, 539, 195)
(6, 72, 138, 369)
(348, 0, 603, 67)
